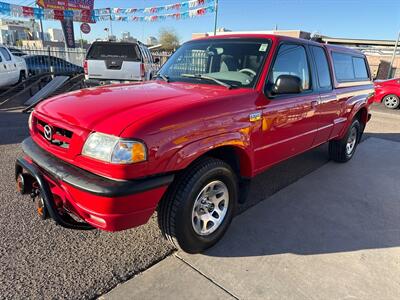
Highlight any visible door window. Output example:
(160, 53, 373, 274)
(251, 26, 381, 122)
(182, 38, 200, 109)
(310, 46, 332, 90)
(353, 57, 368, 80)
(270, 44, 311, 91)
(0, 47, 11, 61)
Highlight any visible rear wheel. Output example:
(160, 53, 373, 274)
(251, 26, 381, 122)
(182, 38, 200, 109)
(158, 157, 238, 253)
(17, 71, 26, 83)
(382, 94, 400, 109)
(329, 119, 361, 163)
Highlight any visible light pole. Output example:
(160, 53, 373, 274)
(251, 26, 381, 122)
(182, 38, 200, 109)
(213, 0, 218, 36)
(388, 31, 400, 79)
(109, 9, 113, 38)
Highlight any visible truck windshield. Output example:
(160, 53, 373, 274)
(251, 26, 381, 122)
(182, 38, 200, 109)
(158, 39, 270, 88)
(87, 43, 141, 61)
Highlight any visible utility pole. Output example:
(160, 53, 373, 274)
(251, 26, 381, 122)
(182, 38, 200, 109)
(213, 0, 218, 36)
(80, 29, 84, 49)
(39, 19, 44, 43)
(109, 9, 113, 39)
(388, 31, 400, 79)
(35, 3, 45, 44)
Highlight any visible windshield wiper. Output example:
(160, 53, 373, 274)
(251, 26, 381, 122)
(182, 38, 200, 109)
(181, 74, 233, 89)
(155, 73, 169, 82)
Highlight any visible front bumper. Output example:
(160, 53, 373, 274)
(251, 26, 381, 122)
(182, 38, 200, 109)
(16, 137, 174, 231)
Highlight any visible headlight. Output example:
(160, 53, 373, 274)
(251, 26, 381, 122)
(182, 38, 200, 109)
(82, 132, 147, 164)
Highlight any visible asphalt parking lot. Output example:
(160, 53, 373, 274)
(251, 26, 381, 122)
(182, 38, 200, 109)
(0, 104, 399, 299)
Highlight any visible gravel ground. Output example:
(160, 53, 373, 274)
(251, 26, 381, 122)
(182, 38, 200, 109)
(0, 103, 398, 299)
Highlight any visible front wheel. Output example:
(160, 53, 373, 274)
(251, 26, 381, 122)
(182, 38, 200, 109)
(158, 157, 238, 253)
(382, 94, 400, 109)
(329, 119, 361, 163)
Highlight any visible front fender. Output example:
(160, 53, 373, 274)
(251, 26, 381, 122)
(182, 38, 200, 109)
(165, 131, 254, 177)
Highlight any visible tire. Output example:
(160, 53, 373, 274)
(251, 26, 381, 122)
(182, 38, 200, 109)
(329, 119, 361, 163)
(382, 94, 400, 109)
(17, 71, 26, 84)
(158, 157, 238, 253)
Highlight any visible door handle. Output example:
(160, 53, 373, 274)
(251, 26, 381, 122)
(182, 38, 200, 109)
(311, 100, 319, 108)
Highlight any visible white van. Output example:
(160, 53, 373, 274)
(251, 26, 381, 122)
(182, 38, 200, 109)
(0, 45, 27, 88)
(84, 41, 157, 84)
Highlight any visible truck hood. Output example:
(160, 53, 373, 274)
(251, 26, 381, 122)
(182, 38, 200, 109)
(35, 81, 231, 135)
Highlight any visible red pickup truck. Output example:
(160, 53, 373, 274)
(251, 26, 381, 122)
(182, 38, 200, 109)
(16, 34, 374, 253)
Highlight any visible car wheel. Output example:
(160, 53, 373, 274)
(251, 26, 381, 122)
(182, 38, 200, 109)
(329, 119, 361, 163)
(382, 94, 400, 109)
(158, 157, 238, 253)
(17, 71, 26, 84)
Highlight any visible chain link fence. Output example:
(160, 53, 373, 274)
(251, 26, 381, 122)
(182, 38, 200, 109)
(9, 46, 172, 77)
(12, 46, 85, 76)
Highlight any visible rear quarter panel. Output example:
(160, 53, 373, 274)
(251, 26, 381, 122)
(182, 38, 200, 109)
(333, 84, 374, 139)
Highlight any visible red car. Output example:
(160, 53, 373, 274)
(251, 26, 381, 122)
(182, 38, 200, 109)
(373, 78, 400, 109)
(16, 34, 374, 253)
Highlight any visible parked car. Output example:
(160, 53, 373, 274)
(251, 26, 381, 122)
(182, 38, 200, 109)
(24, 55, 83, 76)
(84, 40, 157, 84)
(0, 44, 27, 87)
(373, 78, 400, 109)
(16, 34, 373, 253)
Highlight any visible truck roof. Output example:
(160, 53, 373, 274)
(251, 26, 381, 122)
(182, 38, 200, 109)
(192, 33, 364, 56)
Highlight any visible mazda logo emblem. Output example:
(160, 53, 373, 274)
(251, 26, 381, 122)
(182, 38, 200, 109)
(43, 125, 53, 141)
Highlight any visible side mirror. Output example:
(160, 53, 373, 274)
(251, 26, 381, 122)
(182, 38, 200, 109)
(272, 75, 302, 95)
(154, 57, 160, 64)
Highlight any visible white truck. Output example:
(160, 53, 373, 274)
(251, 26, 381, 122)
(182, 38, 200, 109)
(0, 45, 27, 88)
(84, 41, 157, 84)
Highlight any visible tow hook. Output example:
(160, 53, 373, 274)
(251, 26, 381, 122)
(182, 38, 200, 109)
(30, 187, 48, 220)
(16, 158, 94, 230)
(16, 173, 32, 195)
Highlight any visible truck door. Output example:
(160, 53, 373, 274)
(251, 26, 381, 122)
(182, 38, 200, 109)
(0, 52, 7, 87)
(0, 47, 18, 85)
(255, 43, 320, 171)
(309, 45, 339, 146)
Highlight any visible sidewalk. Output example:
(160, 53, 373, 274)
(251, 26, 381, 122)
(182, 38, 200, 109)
(102, 137, 400, 300)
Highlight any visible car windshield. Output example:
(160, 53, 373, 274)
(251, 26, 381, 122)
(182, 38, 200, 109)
(158, 38, 270, 88)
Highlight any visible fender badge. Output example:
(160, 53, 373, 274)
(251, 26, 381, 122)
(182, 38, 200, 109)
(249, 112, 261, 122)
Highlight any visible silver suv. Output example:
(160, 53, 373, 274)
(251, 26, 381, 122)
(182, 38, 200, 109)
(84, 41, 156, 84)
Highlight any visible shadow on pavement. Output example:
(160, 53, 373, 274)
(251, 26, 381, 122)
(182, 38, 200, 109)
(0, 111, 29, 145)
(206, 134, 400, 258)
(364, 132, 400, 142)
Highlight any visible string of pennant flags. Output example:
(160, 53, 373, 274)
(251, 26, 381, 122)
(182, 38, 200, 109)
(94, 0, 215, 16)
(98, 5, 215, 22)
(0, 0, 215, 23)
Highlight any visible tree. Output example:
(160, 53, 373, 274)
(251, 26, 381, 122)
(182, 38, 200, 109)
(158, 28, 180, 51)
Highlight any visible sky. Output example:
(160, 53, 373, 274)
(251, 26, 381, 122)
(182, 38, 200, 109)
(5, 0, 400, 43)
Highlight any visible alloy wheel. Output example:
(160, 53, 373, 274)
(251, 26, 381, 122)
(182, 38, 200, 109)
(346, 126, 358, 155)
(383, 95, 399, 109)
(191, 180, 229, 236)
